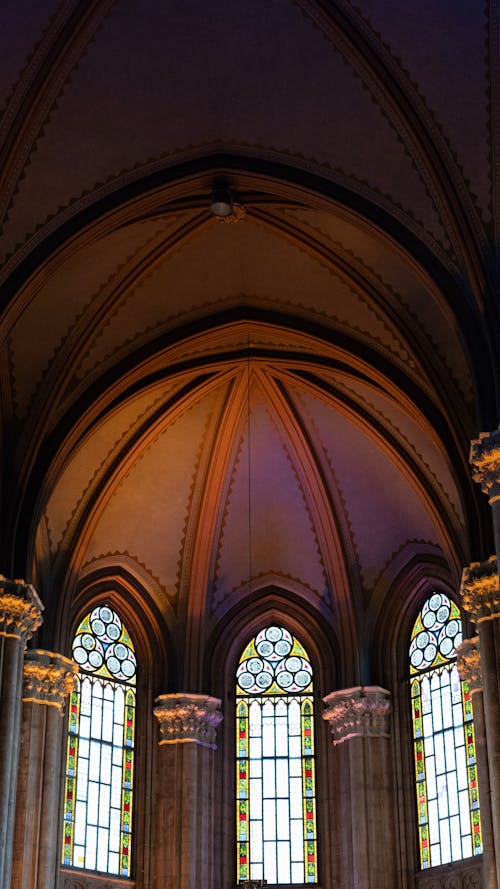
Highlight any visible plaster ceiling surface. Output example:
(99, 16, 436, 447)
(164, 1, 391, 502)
(0, 0, 452, 264)
(0, 0, 496, 651)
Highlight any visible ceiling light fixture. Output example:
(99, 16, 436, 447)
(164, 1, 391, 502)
(210, 184, 246, 224)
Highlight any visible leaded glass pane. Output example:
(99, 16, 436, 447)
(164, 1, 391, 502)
(236, 626, 317, 884)
(410, 592, 482, 869)
(62, 605, 136, 877)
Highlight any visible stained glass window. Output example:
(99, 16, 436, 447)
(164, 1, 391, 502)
(410, 592, 482, 869)
(236, 625, 317, 885)
(62, 605, 136, 877)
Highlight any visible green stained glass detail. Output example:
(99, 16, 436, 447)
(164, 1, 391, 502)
(72, 605, 136, 683)
(409, 594, 482, 869)
(62, 606, 136, 878)
(236, 627, 317, 884)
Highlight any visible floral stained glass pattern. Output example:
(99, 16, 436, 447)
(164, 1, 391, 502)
(62, 606, 136, 877)
(410, 592, 482, 869)
(236, 626, 317, 884)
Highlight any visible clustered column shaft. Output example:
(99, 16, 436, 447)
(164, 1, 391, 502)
(152, 693, 223, 889)
(467, 427, 500, 888)
(11, 650, 76, 889)
(0, 578, 43, 889)
(322, 686, 397, 888)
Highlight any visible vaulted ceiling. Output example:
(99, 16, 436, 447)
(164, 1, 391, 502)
(0, 0, 498, 684)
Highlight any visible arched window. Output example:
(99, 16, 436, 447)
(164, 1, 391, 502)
(236, 625, 317, 885)
(409, 591, 482, 868)
(62, 605, 136, 877)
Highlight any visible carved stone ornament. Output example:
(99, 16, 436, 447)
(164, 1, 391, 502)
(322, 686, 391, 745)
(470, 426, 500, 500)
(23, 650, 77, 714)
(414, 859, 482, 889)
(154, 693, 223, 749)
(455, 637, 482, 692)
(59, 872, 134, 889)
(460, 555, 500, 622)
(0, 576, 43, 640)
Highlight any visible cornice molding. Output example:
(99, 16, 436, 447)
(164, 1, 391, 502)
(153, 693, 222, 749)
(323, 685, 391, 744)
(0, 576, 43, 640)
(460, 555, 500, 623)
(22, 649, 77, 713)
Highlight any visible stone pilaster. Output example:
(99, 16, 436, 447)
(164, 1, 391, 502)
(152, 694, 222, 889)
(461, 560, 500, 888)
(456, 637, 497, 889)
(0, 579, 43, 889)
(11, 651, 76, 889)
(323, 687, 397, 888)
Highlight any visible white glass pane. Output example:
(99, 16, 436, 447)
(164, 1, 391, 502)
(441, 821, 451, 864)
(290, 777, 302, 819)
(78, 739, 89, 760)
(459, 789, 470, 826)
(431, 843, 441, 867)
(74, 844, 85, 868)
(289, 757, 301, 777)
(434, 734, 445, 774)
(275, 717, 288, 756)
(249, 735, 262, 760)
(250, 758, 262, 777)
(114, 686, 124, 722)
(276, 759, 289, 795)
(249, 702, 262, 735)
(423, 713, 433, 738)
(252, 862, 263, 879)
(111, 765, 122, 807)
(428, 799, 439, 844)
(291, 861, 304, 882)
(448, 779, 459, 816)
(264, 841, 277, 884)
(85, 825, 97, 870)
(250, 778, 262, 813)
(89, 742, 101, 781)
(109, 808, 121, 852)
(263, 760, 275, 795)
(74, 801, 86, 844)
(97, 826, 109, 872)
(263, 799, 276, 840)
(99, 784, 110, 826)
(462, 835, 472, 859)
(444, 730, 457, 772)
(277, 799, 290, 839)
(437, 775, 449, 819)
(277, 841, 291, 882)
(109, 852, 119, 874)
(102, 698, 114, 742)
(441, 685, 453, 729)
(76, 759, 89, 800)
(450, 814, 461, 859)
(250, 819, 263, 866)
(456, 745, 468, 790)
(288, 735, 301, 759)
(100, 745, 112, 784)
(113, 721, 123, 747)
(290, 818, 303, 856)
(79, 715, 91, 739)
(87, 783, 99, 824)
(262, 718, 275, 758)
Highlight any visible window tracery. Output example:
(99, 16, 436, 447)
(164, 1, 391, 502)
(409, 592, 482, 868)
(236, 625, 317, 885)
(62, 605, 136, 877)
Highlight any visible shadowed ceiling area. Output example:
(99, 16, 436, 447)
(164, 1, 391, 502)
(0, 0, 498, 687)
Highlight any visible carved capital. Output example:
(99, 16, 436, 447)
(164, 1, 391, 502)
(0, 577, 43, 641)
(455, 637, 482, 692)
(154, 693, 223, 749)
(470, 427, 500, 500)
(460, 556, 500, 622)
(23, 650, 77, 714)
(322, 686, 391, 745)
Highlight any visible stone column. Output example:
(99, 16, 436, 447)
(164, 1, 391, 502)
(456, 636, 497, 889)
(11, 650, 76, 889)
(323, 686, 396, 889)
(152, 693, 223, 889)
(460, 559, 500, 887)
(0, 578, 43, 889)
